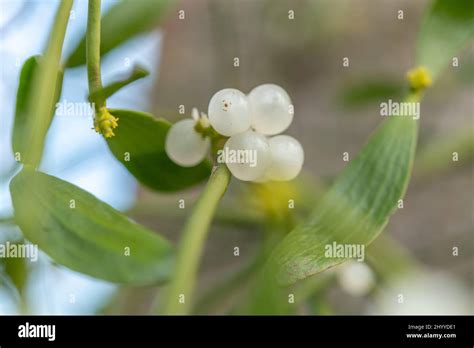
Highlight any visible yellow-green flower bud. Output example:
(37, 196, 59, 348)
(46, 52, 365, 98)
(406, 66, 432, 91)
(94, 107, 119, 138)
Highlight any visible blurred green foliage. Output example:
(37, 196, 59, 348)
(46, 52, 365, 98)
(67, 0, 174, 67)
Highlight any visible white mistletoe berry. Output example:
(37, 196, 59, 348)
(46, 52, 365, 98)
(266, 135, 304, 181)
(165, 119, 210, 167)
(222, 130, 270, 181)
(337, 261, 375, 297)
(208, 88, 251, 136)
(248, 84, 293, 135)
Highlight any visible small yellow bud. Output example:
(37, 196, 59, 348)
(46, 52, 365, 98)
(101, 120, 111, 128)
(93, 108, 119, 138)
(104, 129, 115, 138)
(406, 66, 432, 91)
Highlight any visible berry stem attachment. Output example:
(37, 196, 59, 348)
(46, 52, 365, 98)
(159, 164, 231, 315)
(194, 116, 219, 139)
(192, 114, 227, 160)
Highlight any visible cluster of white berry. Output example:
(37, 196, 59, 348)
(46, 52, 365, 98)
(165, 84, 304, 182)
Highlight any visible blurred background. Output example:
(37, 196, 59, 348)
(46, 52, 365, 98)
(0, 0, 472, 315)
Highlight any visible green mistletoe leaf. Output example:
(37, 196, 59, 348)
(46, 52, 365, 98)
(106, 109, 212, 192)
(10, 168, 174, 285)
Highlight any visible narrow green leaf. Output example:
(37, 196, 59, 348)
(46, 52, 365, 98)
(416, 0, 474, 80)
(3, 243, 28, 297)
(88, 65, 149, 102)
(2, 240, 30, 311)
(245, 273, 293, 314)
(66, 0, 174, 67)
(0, 272, 20, 305)
(10, 168, 174, 285)
(21, 0, 72, 167)
(267, 112, 419, 285)
(106, 109, 212, 192)
(12, 56, 63, 162)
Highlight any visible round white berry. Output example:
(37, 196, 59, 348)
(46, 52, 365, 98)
(208, 88, 251, 136)
(337, 261, 375, 296)
(165, 119, 210, 167)
(222, 130, 270, 181)
(248, 84, 293, 135)
(252, 172, 271, 183)
(266, 135, 304, 181)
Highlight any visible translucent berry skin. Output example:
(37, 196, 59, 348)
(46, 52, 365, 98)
(337, 261, 375, 297)
(208, 88, 251, 136)
(165, 119, 210, 167)
(223, 130, 270, 181)
(248, 84, 293, 135)
(252, 172, 270, 183)
(267, 135, 304, 181)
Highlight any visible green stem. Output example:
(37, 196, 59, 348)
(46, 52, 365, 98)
(161, 165, 231, 315)
(86, 0, 105, 111)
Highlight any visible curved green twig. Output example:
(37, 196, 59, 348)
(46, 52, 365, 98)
(161, 165, 231, 314)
